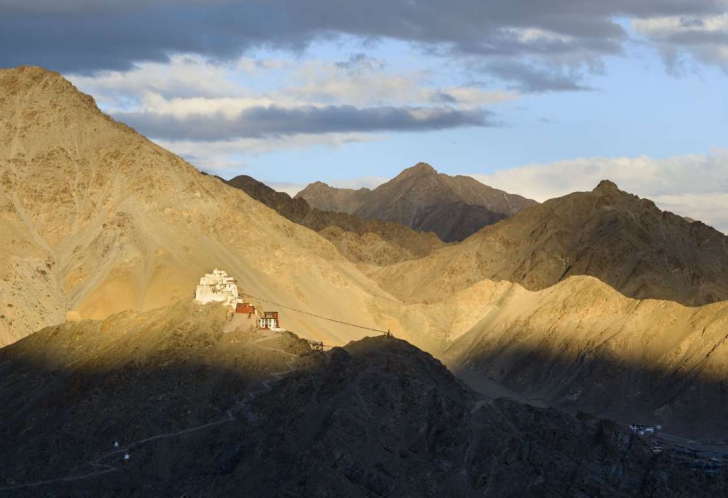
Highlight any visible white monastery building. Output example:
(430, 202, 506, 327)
(194, 269, 283, 331)
(194, 269, 242, 308)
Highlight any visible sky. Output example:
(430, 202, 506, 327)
(2, 0, 728, 227)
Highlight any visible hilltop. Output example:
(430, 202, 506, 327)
(296, 163, 537, 242)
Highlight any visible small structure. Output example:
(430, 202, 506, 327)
(259, 311, 279, 330)
(195, 269, 242, 309)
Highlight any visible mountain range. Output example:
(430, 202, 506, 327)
(225, 174, 445, 266)
(4, 66, 728, 494)
(0, 66, 396, 348)
(296, 163, 538, 242)
(372, 179, 728, 307)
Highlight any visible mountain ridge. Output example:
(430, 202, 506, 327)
(372, 179, 728, 306)
(225, 174, 445, 266)
(1, 302, 722, 496)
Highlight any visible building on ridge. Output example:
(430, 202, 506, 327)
(195, 269, 282, 330)
(195, 268, 242, 309)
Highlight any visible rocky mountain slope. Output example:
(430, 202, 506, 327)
(0, 66, 403, 347)
(296, 163, 538, 242)
(373, 180, 728, 306)
(1, 304, 721, 496)
(225, 174, 444, 266)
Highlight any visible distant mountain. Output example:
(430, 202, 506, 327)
(2, 302, 720, 497)
(226, 175, 445, 266)
(374, 180, 728, 307)
(295, 163, 538, 242)
(293, 180, 371, 213)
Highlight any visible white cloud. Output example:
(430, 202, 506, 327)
(154, 133, 383, 172)
(632, 14, 728, 69)
(472, 148, 728, 231)
(69, 54, 516, 118)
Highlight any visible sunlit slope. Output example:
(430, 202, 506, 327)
(373, 180, 728, 306)
(0, 66, 399, 347)
(398, 275, 728, 436)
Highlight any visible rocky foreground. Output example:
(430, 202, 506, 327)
(1, 302, 724, 497)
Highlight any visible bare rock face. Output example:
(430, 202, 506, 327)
(226, 174, 445, 266)
(374, 180, 728, 306)
(296, 163, 538, 242)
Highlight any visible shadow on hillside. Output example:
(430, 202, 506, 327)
(0, 332, 322, 496)
(445, 340, 728, 441)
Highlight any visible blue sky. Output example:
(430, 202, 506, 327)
(2, 0, 727, 226)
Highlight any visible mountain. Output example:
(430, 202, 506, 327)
(293, 180, 372, 213)
(372, 180, 728, 306)
(1, 303, 721, 496)
(295, 163, 538, 242)
(225, 174, 445, 266)
(0, 66, 400, 347)
(8, 65, 728, 471)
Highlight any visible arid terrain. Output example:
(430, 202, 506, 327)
(0, 66, 404, 348)
(3, 66, 728, 496)
(372, 179, 728, 306)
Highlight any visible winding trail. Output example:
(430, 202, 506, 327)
(0, 341, 300, 494)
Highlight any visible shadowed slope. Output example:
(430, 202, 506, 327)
(1, 311, 723, 496)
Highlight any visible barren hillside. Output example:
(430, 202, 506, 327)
(0, 66, 401, 347)
(373, 180, 728, 306)
(1, 303, 720, 496)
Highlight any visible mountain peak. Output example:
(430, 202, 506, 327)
(398, 162, 438, 178)
(594, 179, 620, 192)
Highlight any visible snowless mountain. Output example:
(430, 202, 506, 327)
(296, 162, 538, 242)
